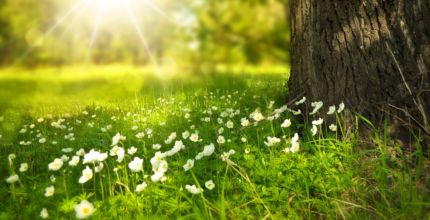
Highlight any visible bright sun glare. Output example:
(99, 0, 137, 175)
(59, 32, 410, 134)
(18, 0, 176, 76)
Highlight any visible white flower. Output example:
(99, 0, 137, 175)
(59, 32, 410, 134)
(252, 112, 264, 121)
(61, 155, 69, 162)
(226, 120, 233, 128)
(311, 125, 317, 136)
(19, 163, 29, 172)
(132, 126, 138, 130)
(195, 152, 204, 160)
(185, 184, 203, 194)
(309, 101, 323, 115)
(202, 143, 215, 156)
(37, 118, 44, 122)
(165, 139, 172, 144)
(267, 136, 280, 145)
(217, 136, 225, 144)
(6, 174, 19, 183)
(183, 159, 194, 171)
(329, 124, 337, 131)
(50, 175, 56, 182)
(151, 172, 164, 183)
(291, 133, 299, 143)
(185, 113, 190, 119)
(120, 135, 126, 141)
(30, 124, 35, 128)
(79, 166, 93, 184)
(160, 122, 165, 126)
(87, 123, 93, 128)
(76, 148, 86, 156)
(327, 105, 336, 114)
(169, 132, 177, 140)
(190, 133, 199, 142)
(40, 208, 48, 218)
(245, 148, 251, 154)
(182, 131, 190, 139)
(217, 118, 223, 124)
(8, 154, 16, 160)
(109, 146, 125, 163)
(48, 158, 64, 171)
(190, 125, 195, 129)
(152, 144, 161, 150)
(111, 133, 121, 146)
(101, 128, 106, 132)
(338, 102, 345, 113)
(74, 200, 94, 219)
(128, 147, 137, 155)
(153, 159, 168, 173)
(107, 124, 112, 129)
(150, 151, 167, 165)
(136, 182, 148, 192)
(281, 119, 291, 128)
(283, 148, 290, 153)
(241, 119, 250, 127)
(69, 156, 80, 166)
(218, 127, 224, 134)
(220, 112, 228, 117)
(204, 117, 210, 122)
(312, 118, 323, 125)
(98, 152, 108, 161)
(128, 157, 144, 172)
(62, 148, 73, 153)
(292, 109, 301, 115)
(136, 132, 145, 139)
(295, 97, 306, 105)
(83, 149, 100, 164)
(290, 141, 300, 153)
(166, 141, 183, 156)
(205, 180, 215, 190)
(241, 137, 247, 142)
(44, 185, 55, 197)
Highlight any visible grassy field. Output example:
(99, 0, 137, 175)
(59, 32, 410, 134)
(0, 67, 428, 219)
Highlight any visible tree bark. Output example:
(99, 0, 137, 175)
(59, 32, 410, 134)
(288, 0, 430, 141)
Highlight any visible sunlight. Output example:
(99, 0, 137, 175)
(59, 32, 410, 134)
(124, 1, 160, 76)
(84, 3, 104, 68)
(59, 0, 90, 40)
(15, 0, 87, 64)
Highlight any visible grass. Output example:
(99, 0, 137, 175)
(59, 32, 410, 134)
(0, 66, 429, 219)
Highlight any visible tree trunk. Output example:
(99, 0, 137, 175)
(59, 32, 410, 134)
(288, 0, 430, 142)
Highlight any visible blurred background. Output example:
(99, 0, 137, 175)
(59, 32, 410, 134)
(0, 0, 290, 75)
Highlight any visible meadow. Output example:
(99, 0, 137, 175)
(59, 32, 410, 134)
(0, 67, 428, 219)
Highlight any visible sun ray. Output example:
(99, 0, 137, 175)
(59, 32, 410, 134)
(58, 0, 90, 40)
(141, 0, 175, 24)
(123, 1, 160, 75)
(15, 0, 86, 64)
(83, 2, 104, 69)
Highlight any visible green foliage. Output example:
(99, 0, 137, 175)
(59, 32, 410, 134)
(0, 68, 429, 219)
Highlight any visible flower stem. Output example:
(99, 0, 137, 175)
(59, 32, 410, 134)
(62, 171, 69, 200)
(99, 172, 105, 201)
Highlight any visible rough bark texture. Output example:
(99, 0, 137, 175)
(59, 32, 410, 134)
(288, 0, 430, 143)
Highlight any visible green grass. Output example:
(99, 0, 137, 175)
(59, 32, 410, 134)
(0, 67, 429, 219)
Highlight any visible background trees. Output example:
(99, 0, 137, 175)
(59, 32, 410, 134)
(0, 0, 290, 70)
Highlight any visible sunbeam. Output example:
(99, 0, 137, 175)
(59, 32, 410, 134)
(59, 0, 90, 40)
(142, 0, 175, 24)
(15, 0, 86, 65)
(124, 1, 160, 75)
(83, 3, 104, 69)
